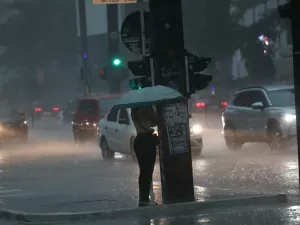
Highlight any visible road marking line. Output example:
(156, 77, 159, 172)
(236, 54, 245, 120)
(0, 189, 22, 194)
(0, 192, 36, 198)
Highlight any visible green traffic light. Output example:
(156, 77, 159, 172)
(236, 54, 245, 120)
(112, 58, 122, 67)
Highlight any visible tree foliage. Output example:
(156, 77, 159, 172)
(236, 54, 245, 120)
(183, 0, 280, 81)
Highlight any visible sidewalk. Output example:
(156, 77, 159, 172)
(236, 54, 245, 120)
(0, 181, 287, 214)
(1, 202, 296, 225)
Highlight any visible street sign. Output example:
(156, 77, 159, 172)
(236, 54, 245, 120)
(121, 11, 151, 55)
(93, 0, 136, 4)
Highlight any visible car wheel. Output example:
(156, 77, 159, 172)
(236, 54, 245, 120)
(224, 125, 243, 151)
(101, 138, 114, 160)
(267, 122, 283, 150)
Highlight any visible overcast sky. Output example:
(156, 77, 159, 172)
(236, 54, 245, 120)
(76, 0, 124, 36)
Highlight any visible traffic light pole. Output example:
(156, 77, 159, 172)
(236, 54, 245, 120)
(78, 0, 90, 96)
(278, 0, 300, 190)
(291, 14, 300, 191)
(107, 4, 121, 94)
(149, 0, 195, 204)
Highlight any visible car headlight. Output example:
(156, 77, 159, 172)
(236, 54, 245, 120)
(283, 114, 296, 123)
(85, 122, 90, 126)
(190, 124, 202, 134)
(93, 123, 97, 127)
(23, 120, 27, 124)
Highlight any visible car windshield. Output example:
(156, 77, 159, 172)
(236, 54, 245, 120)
(78, 99, 98, 114)
(268, 88, 295, 107)
(99, 98, 119, 113)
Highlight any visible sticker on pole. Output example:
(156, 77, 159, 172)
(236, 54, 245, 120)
(93, 0, 137, 4)
(163, 103, 189, 155)
(121, 11, 151, 55)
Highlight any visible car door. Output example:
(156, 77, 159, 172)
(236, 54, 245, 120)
(104, 108, 119, 151)
(246, 90, 270, 135)
(230, 91, 251, 133)
(114, 109, 132, 154)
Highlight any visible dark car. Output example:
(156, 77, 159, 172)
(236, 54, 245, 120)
(72, 95, 120, 142)
(0, 108, 28, 143)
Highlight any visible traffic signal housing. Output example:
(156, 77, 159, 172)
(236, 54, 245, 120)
(187, 54, 213, 94)
(129, 77, 152, 90)
(128, 57, 151, 77)
(128, 57, 152, 90)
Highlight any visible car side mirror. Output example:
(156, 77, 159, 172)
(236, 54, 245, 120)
(251, 102, 264, 110)
(119, 118, 129, 125)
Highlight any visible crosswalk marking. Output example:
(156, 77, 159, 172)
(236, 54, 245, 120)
(0, 187, 36, 199)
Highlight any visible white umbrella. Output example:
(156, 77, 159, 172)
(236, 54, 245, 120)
(112, 85, 186, 110)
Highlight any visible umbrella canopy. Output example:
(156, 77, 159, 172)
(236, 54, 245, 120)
(112, 85, 186, 110)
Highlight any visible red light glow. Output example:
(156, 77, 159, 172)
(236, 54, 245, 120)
(196, 102, 206, 108)
(53, 107, 59, 112)
(221, 101, 228, 107)
(34, 108, 42, 112)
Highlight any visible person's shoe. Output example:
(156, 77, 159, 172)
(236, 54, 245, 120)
(138, 201, 149, 207)
(138, 201, 158, 207)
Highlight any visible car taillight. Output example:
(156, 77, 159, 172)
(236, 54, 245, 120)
(53, 107, 59, 112)
(221, 101, 228, 107)
(196, 102, 206, 108)
(34, 108, 42, 112)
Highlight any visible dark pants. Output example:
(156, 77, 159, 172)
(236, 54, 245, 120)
(134, 132, 157, 202)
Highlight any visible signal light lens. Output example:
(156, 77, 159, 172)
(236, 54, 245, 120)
(196, 102, 206, 108)
(112, 58, 122, 67)
(34, 108, 42, 112)
(53, 107, 59, 112)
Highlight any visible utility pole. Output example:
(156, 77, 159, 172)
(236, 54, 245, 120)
(107, 4, 121, 94)
(278, 0, 300, 189)
(127, 0, 212, 203)
(149, 0, 194, 204)
(78, 0, 90, 96)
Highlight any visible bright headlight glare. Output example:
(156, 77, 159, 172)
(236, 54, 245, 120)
(23, 120, 27, 124)
(191, 124, 202, 134)
(85, 122, 90, 126)
(93, 123, 97, 127)
(283, 114, 296, 123)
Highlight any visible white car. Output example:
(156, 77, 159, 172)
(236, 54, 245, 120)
(97, 107, 203, 160)
(222, 85, 296, 150)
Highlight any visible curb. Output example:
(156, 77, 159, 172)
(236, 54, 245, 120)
(0, 194, 288, 223)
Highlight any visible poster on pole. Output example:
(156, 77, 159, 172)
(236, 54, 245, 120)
(163, 102, 189, 155)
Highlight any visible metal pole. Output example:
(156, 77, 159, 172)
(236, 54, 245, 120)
(78, 0, 90, 96)
(184, 56, 190, 93)
(140, 7, 146, 57)
(150, 57, 155, 86)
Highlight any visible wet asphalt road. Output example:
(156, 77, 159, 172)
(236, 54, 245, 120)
(0, 119, 298, 213)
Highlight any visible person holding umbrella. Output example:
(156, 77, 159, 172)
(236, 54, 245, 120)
(131, 106, 160, 207)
